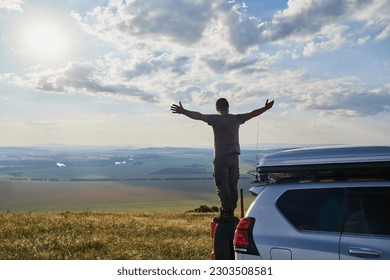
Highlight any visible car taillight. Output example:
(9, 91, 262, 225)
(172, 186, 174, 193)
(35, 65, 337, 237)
(234, 217, 259, 255)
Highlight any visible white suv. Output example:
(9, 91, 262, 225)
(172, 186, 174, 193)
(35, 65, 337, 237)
(234, 146, 390, 260)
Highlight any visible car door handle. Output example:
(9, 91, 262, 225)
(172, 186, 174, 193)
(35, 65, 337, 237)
(349, 247, 381, 258)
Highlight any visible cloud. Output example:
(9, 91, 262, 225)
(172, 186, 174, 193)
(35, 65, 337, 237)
(73, 0, 217, 47)
(72, 0, 266, 53)
(118, 0, 215, 45)
(201, 53, 260, 74)
(251, 0, 390, 57)
(5, 62, 157, 102)
(263, 0, 377, 41)
(295, 85, 390, 117)
(376, 25, 390, 41)
(220, 2, 267, 52)
(303, 24, 348, 56)
(264, 0, 347, 41)
(0, 0, 23, 11)
(56, 162, 67, 167)
(357, 35, 370, 45)
(73, 0, 390, 58)
(122, 53, 192, 79)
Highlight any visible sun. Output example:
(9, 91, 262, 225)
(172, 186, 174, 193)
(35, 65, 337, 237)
(23, 20, 68, 60)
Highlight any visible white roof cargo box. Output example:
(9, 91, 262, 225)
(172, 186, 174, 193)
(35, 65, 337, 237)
(257, 146, 390, 176)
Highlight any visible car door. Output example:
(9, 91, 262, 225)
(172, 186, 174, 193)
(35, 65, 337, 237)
(275, 188, 344, 259)
(340, 187, 390, 259)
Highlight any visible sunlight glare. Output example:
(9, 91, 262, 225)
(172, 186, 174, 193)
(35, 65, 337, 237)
(24, 21, 68, 60)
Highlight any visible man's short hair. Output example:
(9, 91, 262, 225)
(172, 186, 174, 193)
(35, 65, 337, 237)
(216, 98, 229, 110)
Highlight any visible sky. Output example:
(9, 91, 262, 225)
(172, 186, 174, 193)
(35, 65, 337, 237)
(0, 0, 389, 148)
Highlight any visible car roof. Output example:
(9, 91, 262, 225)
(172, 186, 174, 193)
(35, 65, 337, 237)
(256, 146, 390, 182)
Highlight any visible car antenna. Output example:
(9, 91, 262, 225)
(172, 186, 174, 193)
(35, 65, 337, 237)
(256, 121, 259, 163)
(240, 188, 244, 218)
(250, 121, 260, 183)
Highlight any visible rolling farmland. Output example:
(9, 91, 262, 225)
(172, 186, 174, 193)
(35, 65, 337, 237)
(0, 146, 273, 212)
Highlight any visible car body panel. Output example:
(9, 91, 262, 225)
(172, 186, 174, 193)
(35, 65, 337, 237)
(238, 183, 390, 260)
(340, 234, 390, 259)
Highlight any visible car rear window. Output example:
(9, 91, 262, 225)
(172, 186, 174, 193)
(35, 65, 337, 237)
(343, 187, 390, 236)
(276, 188, 344, 232)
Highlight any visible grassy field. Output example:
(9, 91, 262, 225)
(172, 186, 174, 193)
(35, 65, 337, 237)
(0, 211, 217, 260)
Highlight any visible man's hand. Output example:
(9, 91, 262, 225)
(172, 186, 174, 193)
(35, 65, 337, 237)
(171, 102, 185, 114)
(246, 99, 275, 121)
(170, 102, 208, 122)
(265, 99, 274, 110)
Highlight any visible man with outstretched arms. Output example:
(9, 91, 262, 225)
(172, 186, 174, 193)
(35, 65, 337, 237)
(171, 98, 274, 221)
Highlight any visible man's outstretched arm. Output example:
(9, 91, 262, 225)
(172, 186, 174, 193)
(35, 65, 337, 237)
(246, 99, 274, 121)
(170, 102, 208, 122)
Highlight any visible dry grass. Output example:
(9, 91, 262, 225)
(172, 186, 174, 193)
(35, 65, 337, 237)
(0, 211, 215, 260)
